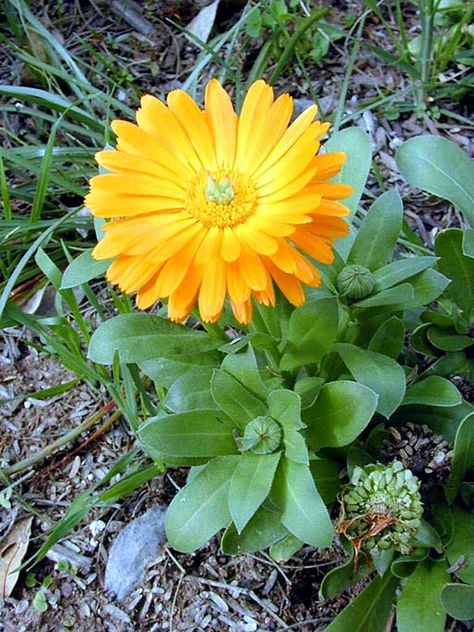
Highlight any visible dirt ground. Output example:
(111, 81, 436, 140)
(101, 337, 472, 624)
(1, 0, 473, 630)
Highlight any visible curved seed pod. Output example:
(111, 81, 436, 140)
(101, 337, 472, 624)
(240, 416, 282, 455)
(336, 264, 375, 299)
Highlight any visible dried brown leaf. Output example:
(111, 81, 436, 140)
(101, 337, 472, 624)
(0, 516, 33, 598)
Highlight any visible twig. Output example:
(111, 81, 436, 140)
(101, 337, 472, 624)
(169, 571, 185, 632)
(40, 409, 123, 476)
(110, 0, 155, 37)
(2, 400, 116, 476)
(277, 617, 334, 631)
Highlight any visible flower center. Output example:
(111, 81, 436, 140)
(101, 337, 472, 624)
(186, 170, 257, 228)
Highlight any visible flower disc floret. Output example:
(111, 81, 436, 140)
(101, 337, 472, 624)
(187, 170, 257, 228)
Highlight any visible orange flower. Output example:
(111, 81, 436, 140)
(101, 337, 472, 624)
(86, 79, 351, 324)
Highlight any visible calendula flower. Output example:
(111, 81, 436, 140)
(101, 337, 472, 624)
(86, 79, 351, 323)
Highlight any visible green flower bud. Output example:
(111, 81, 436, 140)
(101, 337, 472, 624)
(240, 416, 282, 455)
(336, 264, 375, 300)
(337, 461, 423, 558)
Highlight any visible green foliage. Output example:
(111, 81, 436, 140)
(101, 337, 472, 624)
(397, 560, 448, 632)
(397, 137, 474, 252)
(244, 1, 343, 76)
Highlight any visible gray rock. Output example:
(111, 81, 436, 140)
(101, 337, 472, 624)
(104, 507, 166, 602)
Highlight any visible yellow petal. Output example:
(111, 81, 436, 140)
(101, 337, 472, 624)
(89, 173, 184, 198)
(227, 262, 251, 303)
(235, 223, 278, 256)
(85, 191, 184, 218)
(205, 79, 237, 169)
(195, 226, 222, 265)
(230, 299, 253, 324)
(168, 262, 203, 322)
(238, 248, 269, 291)
(221, 226, 241, 262)
(106, 255, 157, 292)
(235, 80, 274, 170)
(111, 120, 192, 178)
(136, 269, 163, 309)
(257, 193, 322, 217)
(252, 105, 317, 179)
(312, 152, 347, 179)
(136, 95, 202, 173)
(95, 150, 183, 183)
(155, 229, 206, 297)
(265, 260, 305, 306)
(256, 126, 320, 189)
(258, 160, 318, 201)
(306, 182, 353, 200)
(167, 89, 217, 170)
(199, 256, 226, 322)
(291, 229, 335, 264)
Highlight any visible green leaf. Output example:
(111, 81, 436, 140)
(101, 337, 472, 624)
(35, 248, 62, 289)
(326, 127, 372, 259)
(309, 458, 342, 504)
(221, 506, 288, 555)
(267, 389, 305, 430)
(280, 297, 339, 371)
(368, 316, 405, 359)
(396, 135, 474, 229)
(445, 413, 474, 503)
(353, 283, 414, 308)
(273, 457, 333, 547)
(372, 548, 394, 576)
(410, 323, 439, 357)
(294, 376, 324, 408)
(348, 190, 403, 271)
(402, 376, 462, 408)
(61, 250, 111, 289)
(404, 269, 450, 310)
(435, 229, 474, 317)
(446, 506, 474, 585)
(283, 428, 309, 465)
(305, 381, 378, 448)
(320, 554, 369, 599)
(326, 127, 372, 224)
(427, 327, 472, 352)
(397, 560, 448, 632)
(463, 228, 474, 258)
(412, 519, 442, 553)
(139, 351, 220, 389)
(269, 533, 302, 562)
(325, 572, 399, 632)
(138, 411, 237, 459)
(211, 369, 267, 428)
(391, 548, 429, 579)
(229, 453, 281, 532)
(267, 389, 309, 465)
(165, 456, 239, 552)
(335, 343, 406, 418)
(373, 256, 437, 291)
(88, 314, 220, 364)
(164, 367, 217, 412)
(221, 345, 268, 399)
(441, 584, 474, 620)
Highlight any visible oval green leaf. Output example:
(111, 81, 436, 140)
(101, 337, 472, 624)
(305, 380, 378, 448)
